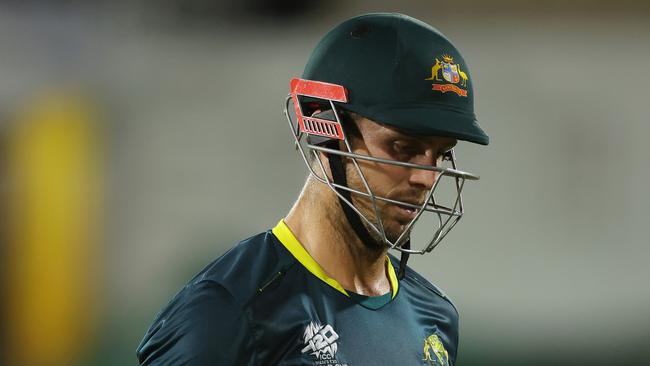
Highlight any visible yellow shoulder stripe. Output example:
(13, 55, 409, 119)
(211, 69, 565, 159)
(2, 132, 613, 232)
(272, 220, 399, 299)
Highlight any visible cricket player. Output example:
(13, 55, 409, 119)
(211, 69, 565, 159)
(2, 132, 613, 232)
(137, 12, 489, 366)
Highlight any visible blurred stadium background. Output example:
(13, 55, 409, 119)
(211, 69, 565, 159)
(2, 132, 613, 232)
(1, 1, 649, 365)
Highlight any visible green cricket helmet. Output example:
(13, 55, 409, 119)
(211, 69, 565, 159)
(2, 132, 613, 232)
(284, 13, 488, 276)
(299, 12, 488, 145)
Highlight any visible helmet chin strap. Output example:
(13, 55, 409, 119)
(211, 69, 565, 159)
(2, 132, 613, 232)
(326, 152, 410, 281)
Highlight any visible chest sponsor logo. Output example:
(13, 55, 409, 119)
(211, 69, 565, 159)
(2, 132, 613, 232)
(301, 321, 348, 366)
(423, 333, 449, 366)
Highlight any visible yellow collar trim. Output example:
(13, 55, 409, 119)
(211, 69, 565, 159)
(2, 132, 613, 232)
(272, 219, 399, 299)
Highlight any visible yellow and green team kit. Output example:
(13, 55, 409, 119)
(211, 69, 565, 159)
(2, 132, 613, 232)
(137, 220, 459, 366)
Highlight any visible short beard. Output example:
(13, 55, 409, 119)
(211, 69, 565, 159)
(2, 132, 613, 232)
(345, 163, 415, 250)
(359, 208, 412, 247)
(358, 217, 389, 251)
(349, 192, 412, 251)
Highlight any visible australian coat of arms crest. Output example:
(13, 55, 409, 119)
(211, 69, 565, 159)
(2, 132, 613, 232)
(425, 54, 468, 97)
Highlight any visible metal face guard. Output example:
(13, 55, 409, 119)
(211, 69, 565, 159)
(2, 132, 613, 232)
(286, 78, 480, 255)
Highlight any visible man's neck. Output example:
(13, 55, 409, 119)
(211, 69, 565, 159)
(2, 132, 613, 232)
(284, 176, 391, 296)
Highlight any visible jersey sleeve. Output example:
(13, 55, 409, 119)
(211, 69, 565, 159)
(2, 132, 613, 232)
(136, 280, 257, 365)
(450, 307, 460, 366)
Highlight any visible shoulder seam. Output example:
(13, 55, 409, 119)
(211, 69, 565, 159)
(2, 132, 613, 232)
(388, 254, 459, 316)
(408, 273, 459, 317)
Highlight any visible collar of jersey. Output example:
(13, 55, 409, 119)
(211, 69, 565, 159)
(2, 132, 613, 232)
(272, 219, 399, 300)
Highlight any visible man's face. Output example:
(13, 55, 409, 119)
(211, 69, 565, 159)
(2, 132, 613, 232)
(343, 116, 457, 247)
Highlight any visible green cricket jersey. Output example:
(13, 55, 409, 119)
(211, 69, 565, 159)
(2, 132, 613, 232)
(136, 220, 459, 365)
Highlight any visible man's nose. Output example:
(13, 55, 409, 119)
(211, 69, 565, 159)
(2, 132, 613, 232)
(408, 152, 441, 190)
(408, 166, 440, 190)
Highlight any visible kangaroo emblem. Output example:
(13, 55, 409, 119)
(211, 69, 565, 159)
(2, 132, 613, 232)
(423, 334, 449, 365)
(425, 58, 442, 81)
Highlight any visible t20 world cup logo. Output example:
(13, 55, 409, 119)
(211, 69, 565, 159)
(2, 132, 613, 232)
(301, 321, 339, 361)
